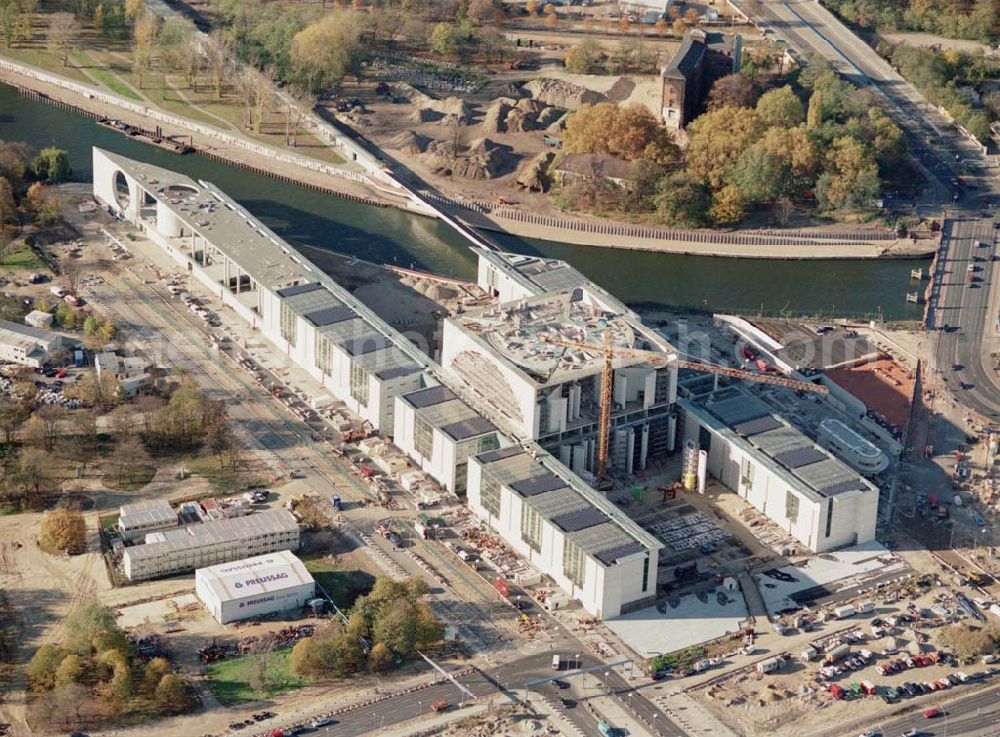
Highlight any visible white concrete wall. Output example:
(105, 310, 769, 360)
(440, 320, 540, 438)
(477, 258, 536, 303)
(680, 405, 878, 553)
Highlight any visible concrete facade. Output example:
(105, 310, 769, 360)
(466, 446, 660, 619)
(679, 388, 879, 553)
(0, 319, 72, 367)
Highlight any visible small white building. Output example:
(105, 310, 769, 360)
(117, 498, 178, 543)
(95, 351, 152, 397)
(195, 550, 315, 624)
(678, 387, 879, 553)
(393, 384, 502, 494)
(817, 419, 889, 476)
(24, 310, 54, 330)
(0, 319, 72, 367)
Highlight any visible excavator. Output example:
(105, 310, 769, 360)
(541, 331, 828, 479)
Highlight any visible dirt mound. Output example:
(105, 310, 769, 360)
(390, 130, 431, 155)
(515, 152, 554, 192)
(505, 98, 547, 133)
(481, 97, 517, 134)
(411, 107, 444, 123)
(421, 138, 519, 180)
(537, 106, 565, 129)
(525, 78, 605, 110)
(605, 77, 637, 104)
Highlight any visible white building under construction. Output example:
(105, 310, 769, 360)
(446, 252, 680, 479)
(92, 147, 426, 434)
(679, 386, 879, 553)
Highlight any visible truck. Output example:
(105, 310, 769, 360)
(861, 680, 877, 696)
(829, 684, 845, 700)
(330, 495, 343, 512)
(858, 601, 875, 615)
(598, 721, 614, 737)
(824, 644, 850, 664)
(834, 604, 856, 619)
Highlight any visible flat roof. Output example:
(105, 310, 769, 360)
(473, 448, 663, 564)
(688, 387, 877, 502)
(452, 287, 646, 387)
(196, 550, 313, 603)
(119, 498, 176, 530)
(404, 385, 458, 409)
(123, 509, 298, 563)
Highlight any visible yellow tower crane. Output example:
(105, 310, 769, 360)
(541, 332, 829, 479)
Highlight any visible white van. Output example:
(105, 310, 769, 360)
(552, 655, 561, 670)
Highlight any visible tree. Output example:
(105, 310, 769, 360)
(709, 184, 746, 226)
(563, 38, 601, 74)
(816, 136, 880, 211)
(755, 86, 804, 127)
(0, 0, 21, 49)
(24, 182, 60, 224)
(205, 30, 234, 99)
(23, 405, 66, 452)
(707, 73, 754, 110)
(54, 653, 87, 688)
(64, 600, 119, 655)
(467, 0, 497, 25)
(626, 159, 665, 210)
(27, 644, 67, 690)
(731, 145, 785, 204)
(132, 11, 158, 90)
(0, 400, 29, 443)
(430, 21, 457, 57)
(654, 18, 668, 36)
(155, 673, 197, 715)
(368, 641, 392, 673)
(683, 7, 701, 24)
(291, 11, 364, 92)
(563, 103, 668, 162)
(142, 657, 171, 696)
(684, 106, 765, 191)
(545, 11, 558, 29)
(654, 172, 710, 227)
(9, 447, 52, 500)
(32, 147, 71, 183)
(47, 12, 78, 66)
(284, 85, 313, 146)
(0, 140, 32, 185)
(756, 126, 820, 199)
(40, 508, 86, 554)
(108, 434, 152, 485)
(0, 176, 15, 233)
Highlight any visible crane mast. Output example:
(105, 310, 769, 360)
(543, 332, 828, 479)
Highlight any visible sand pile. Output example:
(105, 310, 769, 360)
(421, 138, 519, 180)
(505, 98, 547, 132)
(525, 78, 605, 109)
(390, 130, 430, 155)
(515, 151, 554, 192)
(481, 97, 517, 133)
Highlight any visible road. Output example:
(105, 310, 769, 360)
(875, 684, 1000, 737)
(930, 217, 1000, 420)
(732, 0, 993, 198)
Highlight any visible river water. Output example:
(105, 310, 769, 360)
(1, 84, 928, 319)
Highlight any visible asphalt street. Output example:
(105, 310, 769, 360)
(731, 0, 993, 198)
(873, 684, 1000, 737)
(929, 218, 1000, 421)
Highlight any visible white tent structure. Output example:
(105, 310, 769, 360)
(195, 550, 315, 624)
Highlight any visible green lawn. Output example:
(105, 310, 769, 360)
(302, 556, 375, 610)
(205, 649, 306, 706)
(87, 66, 142, 101)
(0, 241, 44, 271)
(0, 47, 94, 84)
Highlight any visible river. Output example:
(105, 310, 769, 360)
(1, 84, 928, 320)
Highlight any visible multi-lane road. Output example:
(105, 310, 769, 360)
(930, 218, 1000, 420)
(732, 0, 993, 198)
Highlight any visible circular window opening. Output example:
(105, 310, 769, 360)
(113, 170, 131, 210)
